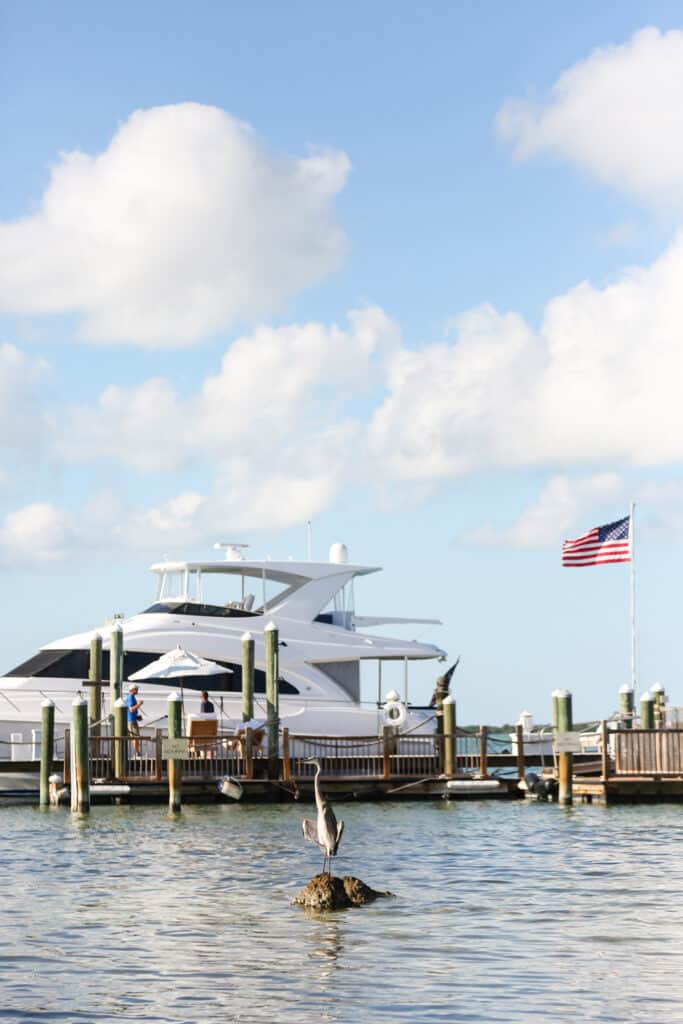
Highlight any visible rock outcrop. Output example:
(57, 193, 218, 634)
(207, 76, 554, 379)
(293, 873, 393, 910)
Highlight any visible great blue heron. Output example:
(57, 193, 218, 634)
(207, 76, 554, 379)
(302, 758, 344, 875)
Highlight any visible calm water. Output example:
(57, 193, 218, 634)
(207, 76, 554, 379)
(2, 799, 683, 1023)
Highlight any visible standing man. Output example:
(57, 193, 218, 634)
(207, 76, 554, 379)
(126, 683, 144, 755)
(200, 690, 215, 714)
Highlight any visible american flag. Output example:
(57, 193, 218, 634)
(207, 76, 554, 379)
(562, 515, 631, 567)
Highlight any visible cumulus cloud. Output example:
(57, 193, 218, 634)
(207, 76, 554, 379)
(464, 474, 625, 549)
(0, 103, 350, 346)
(32, 308, 397, 556)
(56, 306, 398, 471)
(368, 232, 683, 479)
(0, 502, 71, 565)
(496, 27, 683, 207)
(0, 343, 49, 463)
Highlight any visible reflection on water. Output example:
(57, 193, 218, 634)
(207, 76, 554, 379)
(1, 800, 683, 1022)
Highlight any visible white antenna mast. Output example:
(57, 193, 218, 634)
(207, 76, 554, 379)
(307, 520, 312, 561)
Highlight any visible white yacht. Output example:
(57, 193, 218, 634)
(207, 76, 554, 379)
(0, 542, 447, 760)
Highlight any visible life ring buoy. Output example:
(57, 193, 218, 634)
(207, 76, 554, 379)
(383, 700, 408, 728)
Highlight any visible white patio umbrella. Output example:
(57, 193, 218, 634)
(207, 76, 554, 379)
(128, 646, 232, 682)
(128, 646, 233, 727)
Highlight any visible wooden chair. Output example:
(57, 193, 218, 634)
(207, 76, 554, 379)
(188, 716, 218, 758)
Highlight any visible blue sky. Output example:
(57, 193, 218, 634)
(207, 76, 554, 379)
(1, 3, 682, 722)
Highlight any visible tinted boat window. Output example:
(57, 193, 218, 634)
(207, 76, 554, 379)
(3, 649, 298, 694)
(143, 602, 259, 618)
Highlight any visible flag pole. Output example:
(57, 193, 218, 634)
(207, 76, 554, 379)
(630, 501, 636, 692)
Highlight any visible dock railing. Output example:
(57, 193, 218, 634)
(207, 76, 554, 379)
(65, 729, 248, 785)
(610, 726, 683, 777)
(57, 725, 499, 785)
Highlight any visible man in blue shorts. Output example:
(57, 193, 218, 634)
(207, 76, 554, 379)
(126, 683, 144, 755)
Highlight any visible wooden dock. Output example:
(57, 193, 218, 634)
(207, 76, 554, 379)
(0, 726, 554, 804)
(6, 717, 683, 807)
(570, 725, 683, 804)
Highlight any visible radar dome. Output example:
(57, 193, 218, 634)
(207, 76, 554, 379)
(329, 542, 349, 564)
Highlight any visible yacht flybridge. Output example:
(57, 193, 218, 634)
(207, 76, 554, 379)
(0, 542, 447, 756)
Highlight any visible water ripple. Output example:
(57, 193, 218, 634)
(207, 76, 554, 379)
(2, 801, 683, 1022)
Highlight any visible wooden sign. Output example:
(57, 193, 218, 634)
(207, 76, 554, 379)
(554, 732, 582, 754)
(162, 738, 189, 759)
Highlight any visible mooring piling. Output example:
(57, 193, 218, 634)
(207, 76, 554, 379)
(619, 684, 634, 729)
(88, 634, 103, 736)
(265, 621, 279, 778)
(114, 698, 128, 779)
(515, 723, 525, 783)
(241, 630, 255, 722)
(651, 682, 665, 727)
(442, 694, 456, 776)
(39, 699, 55, 808)
(554, 688, 573, 805)
(479, 725, 489, 777)
(600, 719, 609, 780)
(71, 696, 90, 813)
(640, 691, 655, 730)
(109, 623, 123, 719)
(167, 691, 183, 813)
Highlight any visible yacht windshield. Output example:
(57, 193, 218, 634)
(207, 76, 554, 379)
(152, 566, 304, 614)
(143, 601, 258, 618)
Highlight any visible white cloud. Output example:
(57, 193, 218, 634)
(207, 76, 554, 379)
(597, 221, 638, 248)
(39, 308, 396, 556)
(368, 232, 683, 479)
(0, 343, 49, 463)
(465, 474, 625, 549)
(56, 306, 398, 471)
(0, 502, 70, 565)
(496, 27, 683, 207)
(0, 103, 350, 346)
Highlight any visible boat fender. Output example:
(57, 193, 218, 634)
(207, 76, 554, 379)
(218, 776, 244, 801)
(383, 700, 408, 728)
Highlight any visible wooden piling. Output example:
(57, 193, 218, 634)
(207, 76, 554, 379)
(71, 696, 90, 813)
(600, 719, 609, 780)
(264, 622, 279, 779)
(551, 690, 561, 732)
(282, 728, 291, 783)
(113, 698, 128, 779)
(244, 727, 254, 780)
(109, 624, 123, 719)
(442, 694, 456, 776)
(515, 723, 525, 783)
(479, 725, 489, 777)
(383, 725, 392, 779)
(167, 692, 183, 813)
(39, 699, 55, 808)
(619, 684, 634, 729)
(241, 631, 255, 722)
(433, 673, 448, 737)
(651, 683, 665, 728)
(89, 634, 103, 736)
(155, 729, 163, 782)
(640, 691, 655, 730)
(555, 689, 573, 805)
